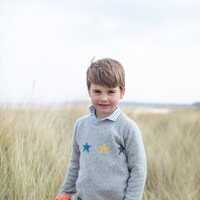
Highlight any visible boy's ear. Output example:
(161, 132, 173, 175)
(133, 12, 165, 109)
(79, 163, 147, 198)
(120, 88, 125, 99)
(88, 88, 91, 97)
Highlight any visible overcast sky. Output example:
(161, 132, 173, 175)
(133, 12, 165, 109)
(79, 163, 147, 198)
(1, 0, 200, 104)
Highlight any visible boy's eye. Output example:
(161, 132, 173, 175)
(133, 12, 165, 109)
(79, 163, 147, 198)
(108, 90, 116, 94)
(93, 90, 101, 93)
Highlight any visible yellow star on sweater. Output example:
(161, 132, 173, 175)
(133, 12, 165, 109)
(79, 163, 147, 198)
(99, 144, 109, 153)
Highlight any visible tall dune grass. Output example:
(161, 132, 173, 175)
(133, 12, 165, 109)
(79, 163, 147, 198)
(0, 105, 200, 200)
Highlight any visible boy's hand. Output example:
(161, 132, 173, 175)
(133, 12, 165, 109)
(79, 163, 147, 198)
(55, 194, 71, 200)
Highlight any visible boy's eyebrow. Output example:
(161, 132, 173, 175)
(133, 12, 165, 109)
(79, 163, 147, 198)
(92, 88, 117, 90)
(109, 88, 117, 90)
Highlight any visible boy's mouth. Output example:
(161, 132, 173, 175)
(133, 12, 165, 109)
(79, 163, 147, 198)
(98, 104, 109, 107)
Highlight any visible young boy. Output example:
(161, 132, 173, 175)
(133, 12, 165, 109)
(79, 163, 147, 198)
(56, 58, 147, 200)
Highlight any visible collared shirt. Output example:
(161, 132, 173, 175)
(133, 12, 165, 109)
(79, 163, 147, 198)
(89, 105, 121, 122)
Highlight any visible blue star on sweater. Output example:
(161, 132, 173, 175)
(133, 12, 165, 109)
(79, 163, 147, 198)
(83, 142, 91, 153)
(118, 144, 125, 155)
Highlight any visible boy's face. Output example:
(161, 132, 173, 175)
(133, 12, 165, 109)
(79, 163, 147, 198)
(88, 83, 125, 119)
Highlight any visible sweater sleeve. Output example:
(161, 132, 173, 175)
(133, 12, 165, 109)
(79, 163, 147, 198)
(59, 124, 80, 196)
(124, 123, 147, 200)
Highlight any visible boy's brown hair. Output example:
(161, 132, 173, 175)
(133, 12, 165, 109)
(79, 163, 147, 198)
(86, 58, 125, 90)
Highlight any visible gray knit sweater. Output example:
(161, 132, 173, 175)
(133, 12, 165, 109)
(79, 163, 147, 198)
(59, 107, 147, 200)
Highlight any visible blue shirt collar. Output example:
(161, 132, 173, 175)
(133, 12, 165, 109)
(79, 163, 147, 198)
(89, 105, 121, 121)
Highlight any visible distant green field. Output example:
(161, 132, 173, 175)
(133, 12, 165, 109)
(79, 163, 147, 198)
(0, 105, 200, 200)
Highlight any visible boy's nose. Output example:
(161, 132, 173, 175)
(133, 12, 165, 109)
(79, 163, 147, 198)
(100, 94, 108, 101)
